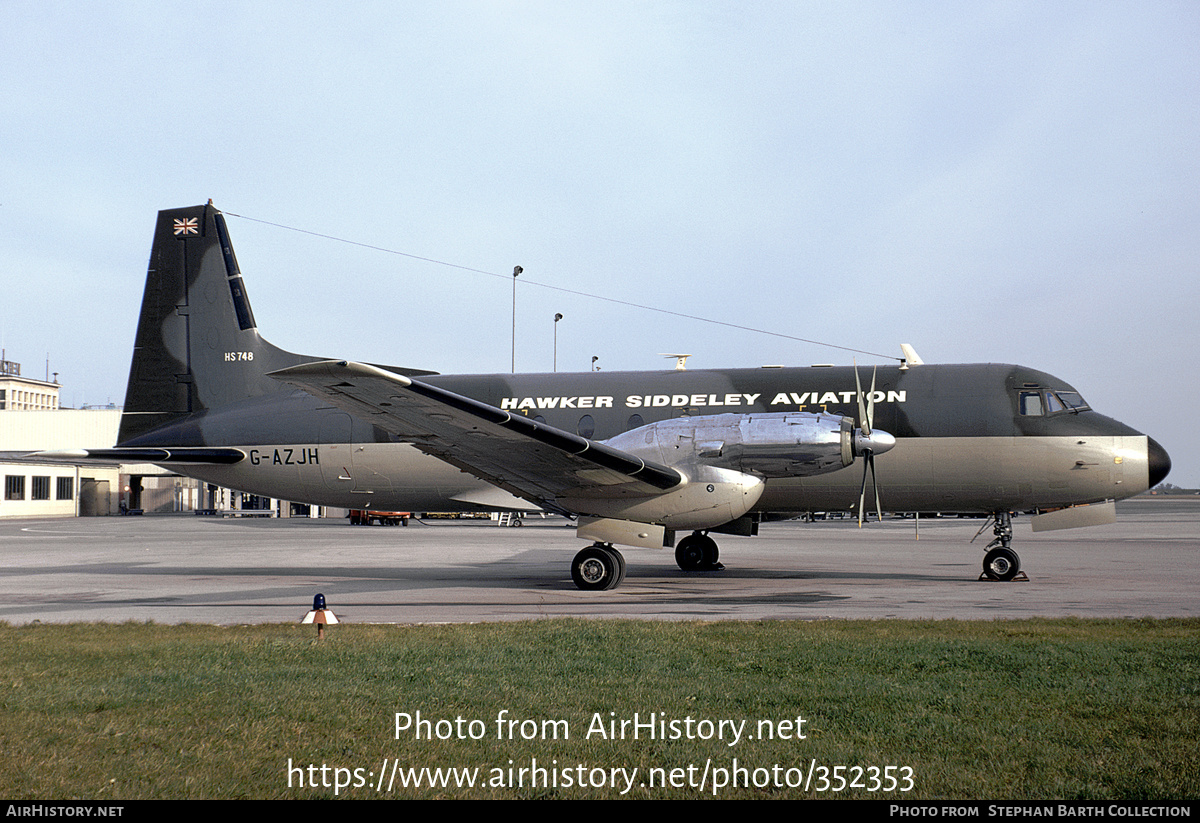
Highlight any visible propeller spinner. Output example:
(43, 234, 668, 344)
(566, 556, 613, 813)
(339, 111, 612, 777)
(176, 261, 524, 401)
(853, 363, 896, 526)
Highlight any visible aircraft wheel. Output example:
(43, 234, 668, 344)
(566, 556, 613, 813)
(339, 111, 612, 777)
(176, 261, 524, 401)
(571, 545, 623, 591)
(706, 538, 720, 567)
(676, 534, 704, 570)
(676, 533, 721, 571)
(609, 546, 627, 587)
(982, 547, 1020, 581)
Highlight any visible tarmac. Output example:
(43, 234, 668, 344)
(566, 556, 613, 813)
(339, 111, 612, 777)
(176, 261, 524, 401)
(1, 496, 1196, 625)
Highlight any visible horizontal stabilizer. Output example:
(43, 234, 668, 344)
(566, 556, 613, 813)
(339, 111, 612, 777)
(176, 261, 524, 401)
(30, 447, 246, 465)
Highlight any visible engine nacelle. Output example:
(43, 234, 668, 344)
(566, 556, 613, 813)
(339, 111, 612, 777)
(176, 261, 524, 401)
(556, 412, 861, 531)
(604, 411, 855, 479)
(558, 462, 764, 530)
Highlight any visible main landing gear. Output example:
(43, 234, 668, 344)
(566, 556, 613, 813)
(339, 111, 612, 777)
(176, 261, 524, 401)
(570, 530, 726, 590)
(979, 511, 1026, 582)
(571, 543, 627, 591)
(675, 531, 724, 571)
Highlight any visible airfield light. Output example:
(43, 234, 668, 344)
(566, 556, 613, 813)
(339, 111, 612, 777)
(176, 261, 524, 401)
(302, 592, 338, 640)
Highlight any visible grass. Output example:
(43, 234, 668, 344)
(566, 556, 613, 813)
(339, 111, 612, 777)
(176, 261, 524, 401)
(2, 619, 1196, 799)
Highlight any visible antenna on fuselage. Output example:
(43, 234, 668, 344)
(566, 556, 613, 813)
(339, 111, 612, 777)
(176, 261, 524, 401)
(899, 343, 924, 371)
(661, 353, 691, 371)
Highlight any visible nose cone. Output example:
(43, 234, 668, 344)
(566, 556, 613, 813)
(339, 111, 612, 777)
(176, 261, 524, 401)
(1147, 437, 1171, 488)
(855, 429, 896, 457)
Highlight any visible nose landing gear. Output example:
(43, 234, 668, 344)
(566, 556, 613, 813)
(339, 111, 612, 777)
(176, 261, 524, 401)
(977, 511, 1028, 582)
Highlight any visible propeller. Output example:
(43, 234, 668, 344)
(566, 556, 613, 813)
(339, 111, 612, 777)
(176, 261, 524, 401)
(853, 361, 896, 527)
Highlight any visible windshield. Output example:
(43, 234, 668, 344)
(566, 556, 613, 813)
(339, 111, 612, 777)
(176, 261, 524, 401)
(1018, 389, 1091, 416)
(1053, 391, 1090, 412)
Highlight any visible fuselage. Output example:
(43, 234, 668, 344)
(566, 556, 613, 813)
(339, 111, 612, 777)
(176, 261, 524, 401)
(124, 360, 1169, 517)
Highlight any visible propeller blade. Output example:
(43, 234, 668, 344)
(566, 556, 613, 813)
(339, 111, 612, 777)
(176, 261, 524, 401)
(854, 360, 870, 437)
(858, 451, 870, 527)
(854, 361, 887, 527)
(867, 365, 877, 432)
(871, 451, 883, 522)
(857, 452, 884, 528)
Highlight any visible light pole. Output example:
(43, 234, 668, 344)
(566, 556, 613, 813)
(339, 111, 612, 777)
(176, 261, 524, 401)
(591, 355, 600, 372)
(553, 313, 563, 372)
(511, 266, 522, 373)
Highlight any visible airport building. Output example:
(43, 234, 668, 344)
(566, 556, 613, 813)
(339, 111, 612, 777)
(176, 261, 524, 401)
(0, 356, 60, 411)
(0, 403, 125, 518)
(0, 356, 331, 520)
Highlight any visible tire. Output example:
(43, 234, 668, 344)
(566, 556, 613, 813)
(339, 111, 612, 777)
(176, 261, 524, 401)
(983, 547, 1020, 581)
(676, 534, 719, 570)
(704, 536, 720, 567)
(676, 535, 704, 570)
(608, 546, 627, 588)
(572, 545, 621, 591)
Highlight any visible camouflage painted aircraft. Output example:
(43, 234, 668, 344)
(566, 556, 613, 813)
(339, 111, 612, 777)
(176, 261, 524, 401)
(46, 203, 1171, 590)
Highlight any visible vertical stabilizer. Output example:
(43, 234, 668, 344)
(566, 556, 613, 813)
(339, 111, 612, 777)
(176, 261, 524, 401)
(118, 204, 305, 445)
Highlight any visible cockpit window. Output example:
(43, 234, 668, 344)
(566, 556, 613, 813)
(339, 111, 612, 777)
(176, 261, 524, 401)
(1020, 389, 1091, 416)
(1055, 391, 1090, 412)
(1019, 391, 1043, 416)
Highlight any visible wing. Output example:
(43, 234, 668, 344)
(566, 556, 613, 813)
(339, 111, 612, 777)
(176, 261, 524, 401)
(268, 360, 682, 513)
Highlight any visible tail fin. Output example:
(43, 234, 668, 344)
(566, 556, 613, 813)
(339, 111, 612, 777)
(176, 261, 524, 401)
(118, 203, 307, 445)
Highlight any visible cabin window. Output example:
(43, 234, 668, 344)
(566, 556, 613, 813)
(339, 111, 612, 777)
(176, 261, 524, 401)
(577, 414, 595, 438)
(1019, 391, 1043, 416)
(626, 414, 644, 431)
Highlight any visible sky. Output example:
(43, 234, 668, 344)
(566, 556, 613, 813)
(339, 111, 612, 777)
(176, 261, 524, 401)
(2, 1, 1197, 485)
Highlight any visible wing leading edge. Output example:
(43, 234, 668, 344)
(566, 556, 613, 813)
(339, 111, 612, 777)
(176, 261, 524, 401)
(268, 360, 684, 513)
